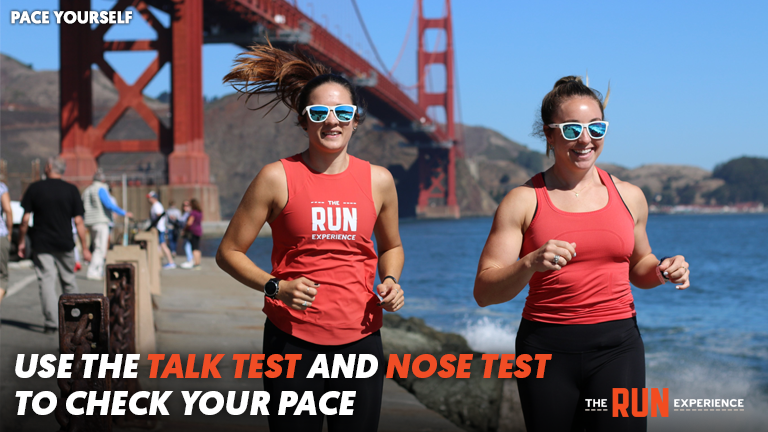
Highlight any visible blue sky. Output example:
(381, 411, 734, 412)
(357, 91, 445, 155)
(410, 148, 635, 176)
(2, 0, 767, 170)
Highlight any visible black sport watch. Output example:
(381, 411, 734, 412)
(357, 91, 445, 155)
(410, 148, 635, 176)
(264, 278, 281, 298)
(657, 256, 671, 282)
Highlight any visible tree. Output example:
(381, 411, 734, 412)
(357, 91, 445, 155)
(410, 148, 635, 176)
(677, 185, 697, 205)
(707, 157, 768, 204)
(641, 185, 654, 204)
(514, 150, 545, 173)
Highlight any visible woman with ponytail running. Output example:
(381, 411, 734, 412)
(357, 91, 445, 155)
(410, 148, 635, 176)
(474, 76, 690, 432)
(215, 44, 404, 431)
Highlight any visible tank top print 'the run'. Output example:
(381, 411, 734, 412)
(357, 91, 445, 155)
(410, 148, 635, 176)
(265, 154, 380, 345)
(520, 168, 637, 324)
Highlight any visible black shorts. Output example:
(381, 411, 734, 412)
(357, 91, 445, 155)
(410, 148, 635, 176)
(188, 234, 200, 251)
(515, 317, 647, 432)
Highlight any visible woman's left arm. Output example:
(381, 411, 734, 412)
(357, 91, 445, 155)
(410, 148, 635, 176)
(372, 165, 405, 312)
(618, 178, 691, 290)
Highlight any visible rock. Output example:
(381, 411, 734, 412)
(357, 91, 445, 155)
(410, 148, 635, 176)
(382, 314, 525, 432)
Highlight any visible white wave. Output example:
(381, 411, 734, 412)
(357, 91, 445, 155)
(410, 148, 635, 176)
(647, 364, 768, 432)
(648, 362, 768, 403)
(459, 317, 518, 354)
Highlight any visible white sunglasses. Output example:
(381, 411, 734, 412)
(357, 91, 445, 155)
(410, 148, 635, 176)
(301, 104, 357, 123)
(548, 121, 609, 140)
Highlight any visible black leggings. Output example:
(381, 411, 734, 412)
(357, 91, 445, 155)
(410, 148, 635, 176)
(515, 317, 647, 432)
(262, 319, 385, 432)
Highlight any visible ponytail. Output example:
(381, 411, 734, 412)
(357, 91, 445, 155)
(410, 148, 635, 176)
(223, 42, 329, 118)
(224, 43, 365, 125)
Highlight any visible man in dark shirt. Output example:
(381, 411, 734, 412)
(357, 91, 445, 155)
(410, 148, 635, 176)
(18, 157, 91, 333)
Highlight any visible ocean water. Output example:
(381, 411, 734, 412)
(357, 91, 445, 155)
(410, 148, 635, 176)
(202, 213, 768, 413)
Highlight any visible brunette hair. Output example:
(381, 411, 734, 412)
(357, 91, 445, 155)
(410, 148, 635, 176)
(223, 43, 366, 127)
(534, 76, 606, 156)
(189, 198, 201, 212)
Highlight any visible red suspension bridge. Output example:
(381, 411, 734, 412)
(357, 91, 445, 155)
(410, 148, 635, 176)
(59, 0, 462, 218)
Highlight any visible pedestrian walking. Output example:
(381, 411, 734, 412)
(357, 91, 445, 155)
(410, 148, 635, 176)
(179, 200, 194, 268)
(0, 180, 12, 308)
(18, 157, 92, 333)
(81, 169, 132, 280)
(166, 200, 182, 257)
(182, 198, 203, 270)
(146, 191, 175, 269)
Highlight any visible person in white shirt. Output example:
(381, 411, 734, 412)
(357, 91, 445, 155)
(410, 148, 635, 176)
(147, 191, 175, 269)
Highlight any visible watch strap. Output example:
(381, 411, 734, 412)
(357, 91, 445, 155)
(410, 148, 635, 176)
(656, 265, 668, 284)
(657, 256, 671, 284)
(383, 275, 397, 284)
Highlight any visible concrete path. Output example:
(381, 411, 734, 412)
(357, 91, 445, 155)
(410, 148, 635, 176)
(1, 258, 461, 432)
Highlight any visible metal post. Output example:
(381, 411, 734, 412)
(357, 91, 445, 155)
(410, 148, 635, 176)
(56, 294, 111, 432)
(105, 263, 156, 428)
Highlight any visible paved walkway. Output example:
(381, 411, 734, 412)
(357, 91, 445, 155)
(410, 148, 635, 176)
(1, 258, 461, 432)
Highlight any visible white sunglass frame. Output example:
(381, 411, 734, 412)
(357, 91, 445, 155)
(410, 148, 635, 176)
(548, 121, 609, 140)
(301, 104, 358, 123)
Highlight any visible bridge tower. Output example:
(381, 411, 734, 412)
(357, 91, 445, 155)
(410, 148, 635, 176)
(58, 0, 219, 219)
(415, 0, 459, 218)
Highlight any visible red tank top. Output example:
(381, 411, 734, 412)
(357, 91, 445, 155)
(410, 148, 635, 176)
(265, 154, 380, 345)
(520, 168, 636, 324)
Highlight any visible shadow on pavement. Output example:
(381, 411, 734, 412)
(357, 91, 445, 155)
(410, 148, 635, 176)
(1, 318, 44, 333)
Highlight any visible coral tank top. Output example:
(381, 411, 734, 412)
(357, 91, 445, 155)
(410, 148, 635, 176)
(265, 154, 380, 345)
(520, 168, 636, 324)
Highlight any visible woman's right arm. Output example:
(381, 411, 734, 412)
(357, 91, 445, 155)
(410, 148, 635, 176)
(184, 215, 194, 230)
(474, 186, 575, 307)
(215, 162, 317, 310)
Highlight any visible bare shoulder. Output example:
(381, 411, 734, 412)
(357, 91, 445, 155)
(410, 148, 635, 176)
(371, 164, 394, 183)
(611, 175, 648, 220)
(233, 161, 288, 223)
(611, 175, 645, 204)
(250, 161, 286, 193)
(370, 164, 395, 186)
(503, 181, 536, 205)
(258, 161, 286, 183)
(496, 182, 537, 228)
(240, 161, 287, 210)
(370, 164, 397, 215)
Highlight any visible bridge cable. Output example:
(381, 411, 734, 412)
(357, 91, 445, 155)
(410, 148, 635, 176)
(395, 0, 445, 94)
(388, 0, 419, 77)
(394, 17, 443, 91)
(453, 38, 465, 157)
(426, 1, 447, 133)
(350, 0, 391, 75)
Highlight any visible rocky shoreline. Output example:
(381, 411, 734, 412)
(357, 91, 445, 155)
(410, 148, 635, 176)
(381, 314, 526, 432)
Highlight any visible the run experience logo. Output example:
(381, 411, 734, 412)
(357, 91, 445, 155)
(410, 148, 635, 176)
(584, 389, 746, 417)
(311, 201, 357, 241)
